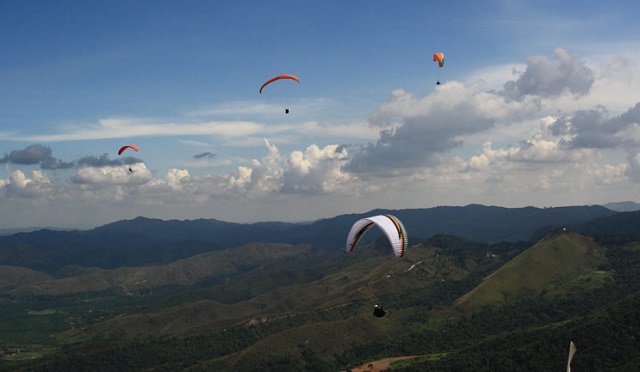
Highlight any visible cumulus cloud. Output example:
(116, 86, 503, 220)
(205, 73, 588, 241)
(342, 49, 635, 179)
(347, 83, 538, 173)
(627, 149, 640, 182)
(282, 144, 352, 194)
(73, 164, 153, 185)
(0, 144, 74, 169)
(227, 139, 285, 194)
(223, 140, 355, 195)
(164, 168, 191, 188)
(549, 103, 640, 149)
(502, 48, 595, 100)
(0, 170, 52, 198)
(2, 48, 640, 229)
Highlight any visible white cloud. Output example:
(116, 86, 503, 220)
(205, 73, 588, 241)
(3, 104, 375, 159)
(627, 149, 640, 181)
(1, 170, 52, 199)
(463, 63, 526, 90)
(502, 48, 595, 100)
(2, 48, 640, 229)
(8, 118, 265, 142)
(283, 144, 353, 194)
(548, 104, 640, 149)
(296, 121, 378, 141)
(73, 164, 153, 185)
(347, 82, 539, 173)
(178, 139, 213, 148)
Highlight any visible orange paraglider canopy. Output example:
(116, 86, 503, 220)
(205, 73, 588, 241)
(118, 144, 139, 155)
(433, 53, 444, 68)
(259, 74, 300, 94)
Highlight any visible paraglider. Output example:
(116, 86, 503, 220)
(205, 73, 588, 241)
(567, 341, 576, 372)
(118, 145, 138, 174)
(118, 144, 139, 155)
(347, 214, 408, 318)
(346, 214, 408, 258)
(433, 52, 444, 85)
(259, 74, 300, 114)
(259, 74, 300, 94)
(373, 304, 387, 318)
(433, 52, 444, 67)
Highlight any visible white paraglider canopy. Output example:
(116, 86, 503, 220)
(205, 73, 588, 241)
(346, 214, 408, 257)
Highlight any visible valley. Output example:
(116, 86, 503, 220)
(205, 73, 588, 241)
(0, 205, 639, 370)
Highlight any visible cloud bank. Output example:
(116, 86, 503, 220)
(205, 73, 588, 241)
(1, 49, 639, 228)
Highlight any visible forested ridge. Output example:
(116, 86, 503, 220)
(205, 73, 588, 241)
(0, 209, 639, 371)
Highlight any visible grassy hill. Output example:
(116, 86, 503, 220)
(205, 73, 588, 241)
(454, 230, 609, 310)
(1, 235, 511, 370)
(2, 226, 640, 371)
(0, 265, 52, 292)
(57, 239, 461, 338)
(7, 242, 323, 296)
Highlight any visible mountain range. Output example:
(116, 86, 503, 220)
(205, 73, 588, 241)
(0, 204, 620, 274)
(1, 204, 639, 371)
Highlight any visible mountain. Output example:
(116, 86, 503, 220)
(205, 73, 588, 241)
(7, 242, 324, 297)
(0, 204, 616, 274)
(574, 210, 640, 240)
(454, 230, 608, 310)
(280, 204, 616, 246)
(0, 226, 76, 236)
(7, 228, 636, 371)
(2, 207, 640, 371)
(602, 200, 640, 212)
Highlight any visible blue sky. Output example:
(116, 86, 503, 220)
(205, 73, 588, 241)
(1, 1, 640, 229)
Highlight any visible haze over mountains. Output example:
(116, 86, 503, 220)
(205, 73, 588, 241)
(602, 200, 640, 212)
(1, 203, 640, 370)
(0, 204, 623, 274)
(1, 201, 638, 237)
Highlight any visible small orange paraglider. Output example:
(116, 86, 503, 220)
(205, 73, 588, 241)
(118, 144, 139, 155)
(259, 74, 300, 114)
(433, 52, 444, 85)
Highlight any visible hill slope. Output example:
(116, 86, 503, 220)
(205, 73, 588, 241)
(6, 242, 328, 296)
(3, 214, 640, 371)
(454, 231, 608, 310)
(0, 265, 53, 292)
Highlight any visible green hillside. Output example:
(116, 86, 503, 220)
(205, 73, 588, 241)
(0, 265, 52, 292)
(2, 229, 640, 371)
(65, 240, 459, 338)
(6, 242, 322, 296)
(454, 230, 609, 310)
(391, 290, 640, 371)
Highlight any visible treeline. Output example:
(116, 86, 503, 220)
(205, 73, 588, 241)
(4, 301, 365, 371)
(364, 240, 640, 371)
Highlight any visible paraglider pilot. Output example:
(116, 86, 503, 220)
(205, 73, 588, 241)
(373, 304, 387, 318)
(285, 108, 289, 114)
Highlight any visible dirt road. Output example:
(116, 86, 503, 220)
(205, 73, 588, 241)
(347, 356, 417, 372)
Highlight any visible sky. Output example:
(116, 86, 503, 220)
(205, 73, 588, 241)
(1, 1, 640, 229)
